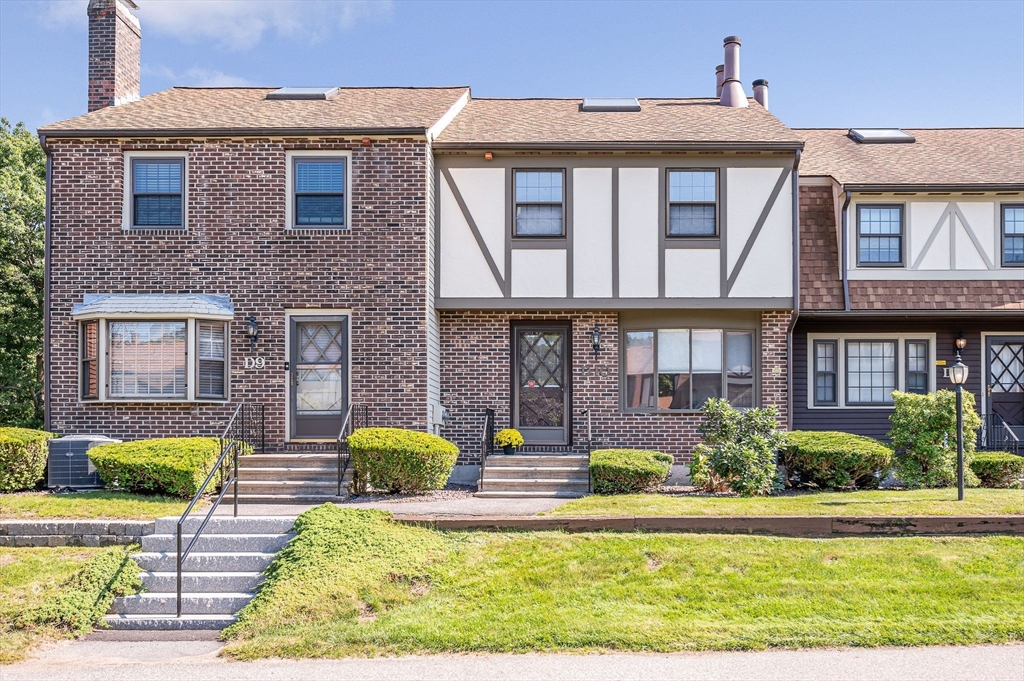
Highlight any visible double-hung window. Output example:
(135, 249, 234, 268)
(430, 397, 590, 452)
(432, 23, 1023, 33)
(905, 340, 929, 395)
(131, 159, 184, 228)
(1002, 204, 1024, 267)
(80, 321, 99, 400)
(514, 170, 564, 236)
(813, 340, 837, 406)
(294, 158, 347, 227)
(197, 322, 228, 399)
(857, 205, 903, 266)
(668, 170, 717, 236)
(809, 335, 934, 408)
(624, 327, 753, 411)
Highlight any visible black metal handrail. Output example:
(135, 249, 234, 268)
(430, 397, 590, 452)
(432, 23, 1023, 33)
(336, 404, 368, 495)
(978, 412, 1020, 455)
(176, 403, 264, 617)
(478, 409, 495, 492)
(581, 408, 595, 493)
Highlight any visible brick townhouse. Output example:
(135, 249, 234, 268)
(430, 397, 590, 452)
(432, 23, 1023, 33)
(38, 0, 1023, 498)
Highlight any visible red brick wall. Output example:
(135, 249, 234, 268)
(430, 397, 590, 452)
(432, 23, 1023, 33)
(47, 136, 430, 446)
(438, 310, 792, 464)
(87, 0, 140, 112)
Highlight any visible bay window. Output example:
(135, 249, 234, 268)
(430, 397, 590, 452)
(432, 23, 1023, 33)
(109, 321, 187, 398)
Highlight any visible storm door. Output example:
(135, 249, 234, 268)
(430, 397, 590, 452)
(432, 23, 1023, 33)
(290, 316, 348, 440)
(987, 335, 1024, 438)
(512, 323, 571, 446)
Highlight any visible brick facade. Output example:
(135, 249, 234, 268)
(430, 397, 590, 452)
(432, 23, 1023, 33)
(438, 310, 792, 464)
(87, 0, 140, 112)
(47, 136, 430, 446)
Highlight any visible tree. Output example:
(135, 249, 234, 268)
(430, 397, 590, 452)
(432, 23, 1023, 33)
(0, 119, 45, 428)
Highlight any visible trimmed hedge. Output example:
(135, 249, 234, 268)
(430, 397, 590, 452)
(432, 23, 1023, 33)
(0, 427, 55, 493)
(88, 437, 223, 498)
(590, 449, 673, 495)
(970, 452, 1024, 489)
(348, 428, 459, 493)
(782, 431, 893, 490)
(18, 547, 142, 634)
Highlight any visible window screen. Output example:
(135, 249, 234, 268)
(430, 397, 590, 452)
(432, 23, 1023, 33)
(668, 171, 717, 236)
(295, 159, 346, 226)
(132, 159, 183, 227)
(514, 171, 564, 236)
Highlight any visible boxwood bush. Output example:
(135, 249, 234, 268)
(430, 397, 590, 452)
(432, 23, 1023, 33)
(590, 449, 673, 494)
(0, 427, 55, 492)
(88, 437, 224, 498)
(970, 452, 1024, 489)
(348, 428, 459, 493)
(781, 431, 893, 490)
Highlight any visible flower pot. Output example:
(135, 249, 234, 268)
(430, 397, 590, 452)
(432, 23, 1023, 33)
(502, 445, 515, 456)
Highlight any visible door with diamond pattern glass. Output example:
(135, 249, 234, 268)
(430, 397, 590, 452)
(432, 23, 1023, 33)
(513, 323, 571, 446)
(987, 336, 1024, 437)
(290, 317, 348, 440)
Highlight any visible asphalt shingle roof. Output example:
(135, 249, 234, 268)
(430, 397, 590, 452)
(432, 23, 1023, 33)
(71, 294, 234, 318)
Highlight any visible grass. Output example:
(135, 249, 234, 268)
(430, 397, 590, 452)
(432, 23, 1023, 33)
(545, 488, 1024, 517)
(222, 505, 1024, 659)
(0, 547, 105, 663)
(0, 491, 203, 519)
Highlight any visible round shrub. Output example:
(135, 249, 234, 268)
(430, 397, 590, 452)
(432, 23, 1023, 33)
(970, 452, 1024, 488)
(0, 427, 55, 493)
(781, 431, 893, 490)
(348, 428, 459, 493)
(590, 449, 672, 494)
(88, 437, 223, 498)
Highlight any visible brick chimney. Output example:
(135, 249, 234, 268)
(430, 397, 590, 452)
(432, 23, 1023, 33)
(87, 0, 141, 112)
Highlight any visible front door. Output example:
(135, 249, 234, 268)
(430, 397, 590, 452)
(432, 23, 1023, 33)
(987, 335, 1024, 438)
(290, 316, 348, 440)
(512, 323, 570, 446)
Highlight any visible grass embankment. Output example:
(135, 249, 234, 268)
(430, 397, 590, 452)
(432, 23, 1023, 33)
(546, 488, 1024, 517)
(0, 491, 201, 519)
(222, 505, 1024, 659)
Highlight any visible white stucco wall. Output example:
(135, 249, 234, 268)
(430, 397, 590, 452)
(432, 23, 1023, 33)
(572, 167, 613, 297)
(511, 249, 567, 298)
(617, 167, 659, 298)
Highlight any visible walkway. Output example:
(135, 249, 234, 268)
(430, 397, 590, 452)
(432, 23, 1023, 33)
(213, 495, 571, 517)
(5, 640, 1021, 681)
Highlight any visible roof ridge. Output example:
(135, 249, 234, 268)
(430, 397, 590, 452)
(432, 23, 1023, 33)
(796, 126, 1024, 131)
(169, 85, 471, 91)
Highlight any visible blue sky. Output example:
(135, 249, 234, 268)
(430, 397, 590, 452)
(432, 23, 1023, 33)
(2, 0, 1023, 132)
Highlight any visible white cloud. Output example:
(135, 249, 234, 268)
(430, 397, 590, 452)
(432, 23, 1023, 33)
(44, 0, 392, 50)
(145, 64, 252, 87)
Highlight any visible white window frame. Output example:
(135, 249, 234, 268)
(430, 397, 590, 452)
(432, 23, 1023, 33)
(122, 151, 189, 231)
(285, 150, 353, 230)
(806, 332, 936, 410)
(75, 314, 231, 404)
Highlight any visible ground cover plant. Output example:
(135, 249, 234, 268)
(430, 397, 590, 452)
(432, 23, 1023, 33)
(221, 507, 1024, 658)
(971, 452, 1024, 488)
(590, 449, 672, 494)
(348, 428, 458, 493)
(889, 390, 981, 488)
(781, 431, 892, 490)
(0, 490, 198, 519)
(88, 437, 223, 498)
(546, 488, 1024, 517)
(0, 547, 122, 663)
(0, 427, 54, 492)
(689, 399, 783, 496)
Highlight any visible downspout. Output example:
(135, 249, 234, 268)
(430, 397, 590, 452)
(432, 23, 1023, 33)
(39, 134, 52, 431)
(841, 190, 852, 312)
(785, 149, 801, 431)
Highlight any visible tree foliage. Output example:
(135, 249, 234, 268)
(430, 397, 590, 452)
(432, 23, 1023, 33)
(0, 119, 45, 428)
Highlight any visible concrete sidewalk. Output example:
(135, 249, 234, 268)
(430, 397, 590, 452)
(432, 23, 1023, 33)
(213, 495, 571, 517)
(5, 640, 1022, 681)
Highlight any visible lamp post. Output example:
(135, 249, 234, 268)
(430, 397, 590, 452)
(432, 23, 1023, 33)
(948, 340, 969, 501)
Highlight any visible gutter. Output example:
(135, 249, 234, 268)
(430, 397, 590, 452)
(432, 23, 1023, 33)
(432, 140, 805, 152)
(841, 190, 852, 312)
(786, 149, 801, 431)
(39, 134, 52, 431)
(843, 183, 1024, 193)
(34, 126, 431, 139)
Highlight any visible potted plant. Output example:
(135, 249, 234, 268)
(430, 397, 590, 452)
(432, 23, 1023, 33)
(494, 428, 524, 455)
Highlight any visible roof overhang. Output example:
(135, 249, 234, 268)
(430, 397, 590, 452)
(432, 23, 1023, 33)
(843, 183, 1024, 193)
(72, 294, 235, 321)
(37, 126, 430, 139)
(431, 140, 804, 152)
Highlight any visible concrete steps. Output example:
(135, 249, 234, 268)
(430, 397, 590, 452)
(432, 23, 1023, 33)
(236, 452, 351, 504)
(477, 453, 590, 498)
(104, 516, 296, 631)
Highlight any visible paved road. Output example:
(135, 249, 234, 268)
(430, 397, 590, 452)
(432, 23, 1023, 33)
(5, 641, 1022, 681)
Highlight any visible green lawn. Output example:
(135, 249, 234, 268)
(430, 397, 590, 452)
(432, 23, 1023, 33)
(222, 505, 1024, 659)
(0, 491, 201, 519)
(545, 488, 1024, 517)
(0, 547, 105, 663)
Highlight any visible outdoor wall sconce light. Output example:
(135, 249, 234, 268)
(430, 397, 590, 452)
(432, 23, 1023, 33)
(955, 332, 967, 353)
(948, 344, 969, 502)
(361, 137, 371, 147)
(591, 325, 601, 355)
(246, 316, 259, 351)
(484, 151, 493, 161)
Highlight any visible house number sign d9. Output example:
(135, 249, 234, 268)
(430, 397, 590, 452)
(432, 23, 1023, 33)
(244, 357, 266, 369)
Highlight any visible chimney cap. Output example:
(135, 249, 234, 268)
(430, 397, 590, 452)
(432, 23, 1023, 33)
(715, 64, 725, 73)
(753, 79, 768, 87)
(724, 36, 741, 45)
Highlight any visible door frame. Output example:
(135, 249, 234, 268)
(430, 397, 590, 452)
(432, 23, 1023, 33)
(510, 320, 572, 446)
(284, 309, 352, 442)
(980, 332, 1024, 420)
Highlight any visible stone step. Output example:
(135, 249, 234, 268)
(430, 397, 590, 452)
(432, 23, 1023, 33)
(237, 494, 348, 505)
(239, 453, 339, 466)
(141, 533, 294, 553)
(102, 614, 237, 631)
(154, 516, 296, 535)
(237, 466, 348, 482)
(474, 490, 587, 499)
(485, 455, 589, 467)
(482, 466, 589, 480)
(134, 551, 277, 573)
(110, 592, 253, 616)
(236, 480, 345, 495)
(140, 571, 264, 593)
(479, 480, 590, 495)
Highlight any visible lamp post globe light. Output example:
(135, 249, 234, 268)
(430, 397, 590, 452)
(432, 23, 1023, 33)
(948, 341, 969, 502)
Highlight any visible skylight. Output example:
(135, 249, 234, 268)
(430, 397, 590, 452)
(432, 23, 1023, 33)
(580, 98, 641, 112)
(266, 87, 340, 101)
(848, 128, 916, 144)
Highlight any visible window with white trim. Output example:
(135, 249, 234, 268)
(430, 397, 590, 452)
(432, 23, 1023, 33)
(905, 340, 929, 395)
(807, 334, 935, 409)
(846, 340, 896, 405)
(80, 320, 99, 400)
(813, 340, 837, 406)
(857, 205, 903, 266)
(667, 170, 717, 236)
(131, 158, 184, 228)
(109, 321, 187, 398)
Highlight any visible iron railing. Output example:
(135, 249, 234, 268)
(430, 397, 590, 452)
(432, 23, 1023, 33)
(581, 409, 596, 493)
(978, 412, 1020, 455)
(176, 403, 264, 617)
(477, 409, 495, 491)
(336, 404, 369, 495)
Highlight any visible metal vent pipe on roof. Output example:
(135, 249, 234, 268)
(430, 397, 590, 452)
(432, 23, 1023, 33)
(715, 65, 725, 98)
(719, 36, 749, 108)
(752, 79, 768, 110)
